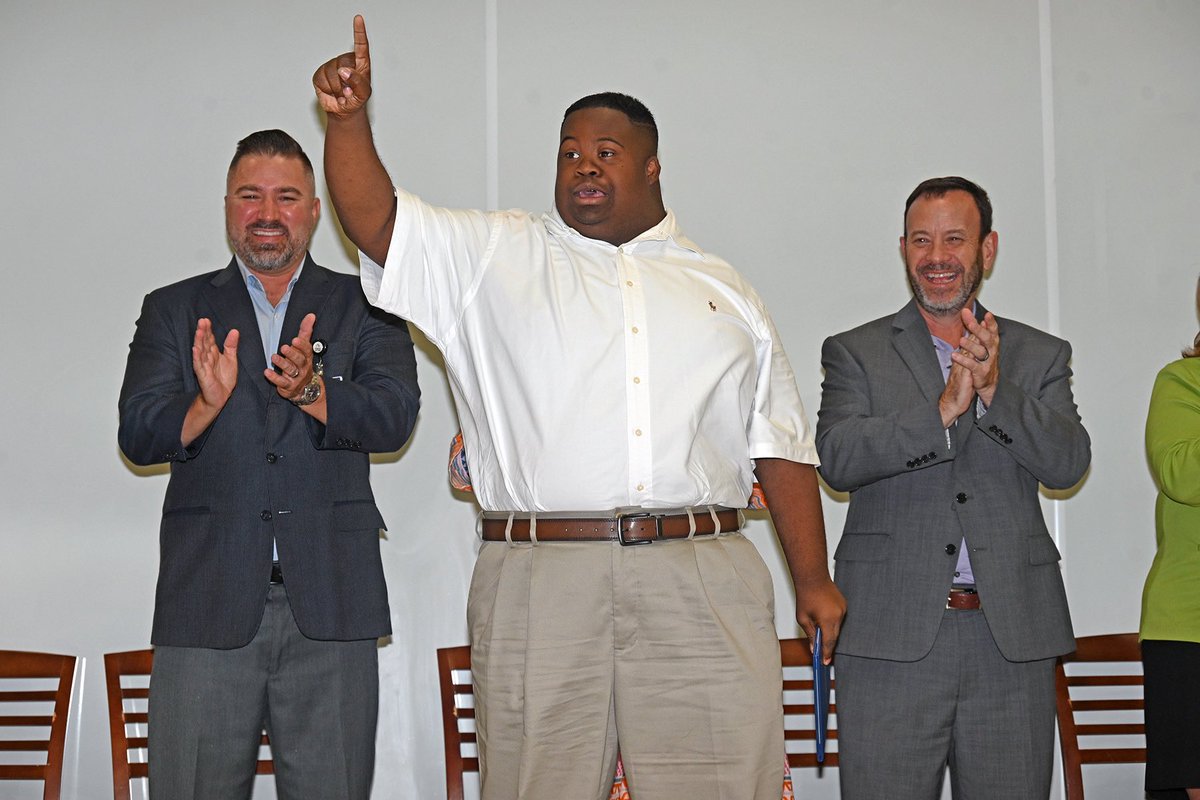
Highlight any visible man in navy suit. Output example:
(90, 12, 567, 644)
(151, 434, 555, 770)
(119, 129, 420, 799)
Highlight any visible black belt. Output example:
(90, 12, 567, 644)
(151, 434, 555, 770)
(269, 562, 284, 585)
(480, 508, 741, 545)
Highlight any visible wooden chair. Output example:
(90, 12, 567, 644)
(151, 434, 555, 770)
(1054, 633, 1144, 800)
(436, 645, 476, 800)
(780, 637, 838, 768)
(0, 649, 77, 800)
(104, 648, 273, 800)
(437, 639, 837, 800)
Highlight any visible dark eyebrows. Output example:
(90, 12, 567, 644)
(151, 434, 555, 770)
(558, 135, 625, 148)
(232, 184, 305, 195)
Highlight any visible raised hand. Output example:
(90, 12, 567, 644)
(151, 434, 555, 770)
(951, 309, 1000, 407)
(181, 318, 240, 447)
(313, 15, 372, 117)
(193, 318, 239, 412)
(939, 360, 975, 428)
(266, 313, 317, 400)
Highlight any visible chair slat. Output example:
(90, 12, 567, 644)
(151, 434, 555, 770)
(1055, 633, 1145, 800)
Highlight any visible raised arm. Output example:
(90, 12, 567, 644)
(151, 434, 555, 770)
(313, 15, 397, 266)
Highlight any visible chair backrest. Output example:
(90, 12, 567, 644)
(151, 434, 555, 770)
(104, 648, 273, 800)
(0, 649, 77, 800)
(436, 645, 476, 800)
(780, 637, 838, 768)
(1054, 633, 1144, 800)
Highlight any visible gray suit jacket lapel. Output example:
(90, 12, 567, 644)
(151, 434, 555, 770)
(891, 299, 946, 403)
(891, 299, 991, 450)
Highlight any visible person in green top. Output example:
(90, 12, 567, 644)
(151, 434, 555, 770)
(1142, 282, 1200, 800)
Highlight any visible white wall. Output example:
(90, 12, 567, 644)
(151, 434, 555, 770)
(2, 1, 1196, 797)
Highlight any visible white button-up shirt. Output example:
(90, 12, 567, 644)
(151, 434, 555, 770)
(361, 188, 817, 512)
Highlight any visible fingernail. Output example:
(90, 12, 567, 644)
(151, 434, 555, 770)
(339, 68, 352, 79)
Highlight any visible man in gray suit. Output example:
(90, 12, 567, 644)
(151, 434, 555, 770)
(118, 129, 420, 799)
(816, 176, 1090, 799)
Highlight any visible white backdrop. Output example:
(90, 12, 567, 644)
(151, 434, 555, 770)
(2, 1, 1198, 798)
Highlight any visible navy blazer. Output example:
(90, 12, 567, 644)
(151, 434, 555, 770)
(816, 300, 1090, 663)
(119, 256, 420, 648)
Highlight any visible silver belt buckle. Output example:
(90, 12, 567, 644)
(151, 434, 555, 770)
(616, 510, 663, 546)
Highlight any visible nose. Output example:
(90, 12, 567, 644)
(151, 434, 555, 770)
(575, 154, 600, 176)
(929, 238, 948, 264)
(259, 197, 280, 220)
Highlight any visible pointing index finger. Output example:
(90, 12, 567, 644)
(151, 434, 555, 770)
(353, 14, 370, 73)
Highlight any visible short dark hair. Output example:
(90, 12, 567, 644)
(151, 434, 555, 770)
(904, 176, 993, 237)
(563, 92, 658, 152)
(228, 129, 313, 177)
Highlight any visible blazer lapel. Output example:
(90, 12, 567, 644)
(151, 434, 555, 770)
(278, 256, 332, 352)
(890, 299, 947, 403)
(201, 259, 270, 400)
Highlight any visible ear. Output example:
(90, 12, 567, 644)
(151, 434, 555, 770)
(898, 235, 908, 262)
(312, 196, 321, 223)
(645, 156, 661, 186)
(981, 230, 998, 274)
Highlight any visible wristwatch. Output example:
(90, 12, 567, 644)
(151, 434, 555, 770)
(291, 374, 322, 406)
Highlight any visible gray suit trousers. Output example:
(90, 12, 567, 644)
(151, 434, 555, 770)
(148, 585, 379, 800)
(835, 609, 1056, 800)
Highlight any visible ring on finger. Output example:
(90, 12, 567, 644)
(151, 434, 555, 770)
(975, 345, 990, 363)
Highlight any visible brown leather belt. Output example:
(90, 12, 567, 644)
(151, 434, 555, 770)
(480, 508, 741, 546)
(946, 588, 980, 610)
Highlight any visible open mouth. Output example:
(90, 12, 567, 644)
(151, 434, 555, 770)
(574, 185, 607, 201)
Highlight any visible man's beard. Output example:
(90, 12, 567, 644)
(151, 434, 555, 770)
(909, 253, 984, 316)
(229, 220, 307, 272)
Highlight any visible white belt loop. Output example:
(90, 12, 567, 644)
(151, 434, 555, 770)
(528, 512, 538, 545)
(504, 512, 514, 545)
(685, 507, 697, 540)
(708, 506, 722, 536)
(737, 508, 746, 531)
(476, 512, 484, 540)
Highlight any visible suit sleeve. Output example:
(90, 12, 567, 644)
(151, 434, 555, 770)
(316, 304, 420, 454)
(1145, 362, 1200, 505)
(815, 334, 954, 492)
(971, 338, 1090, 489)
(118, 292, 206, 466)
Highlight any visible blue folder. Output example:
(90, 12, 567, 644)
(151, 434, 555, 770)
(813, 627, 830, 763)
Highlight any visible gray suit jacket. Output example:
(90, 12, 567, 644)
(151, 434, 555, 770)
(816, 300, 1090, 662)
(119, 256, 420, 648)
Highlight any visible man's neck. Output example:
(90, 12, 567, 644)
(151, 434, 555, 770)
(919, 305, 967, 345)
(249, 260, 303, 306)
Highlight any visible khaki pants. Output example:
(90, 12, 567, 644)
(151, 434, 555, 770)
(467, 532, 784, 800)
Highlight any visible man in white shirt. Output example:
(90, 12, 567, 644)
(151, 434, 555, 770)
(313, 17, 845, 800)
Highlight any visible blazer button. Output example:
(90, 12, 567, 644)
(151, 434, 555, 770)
(928, 451, 937, 459)
(945, 543, 957, 555)
(266, 453, 278, 463)
(260, 510, 272, 521)
(907, 460, 915, 468)
(956, 492, 968, 504)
